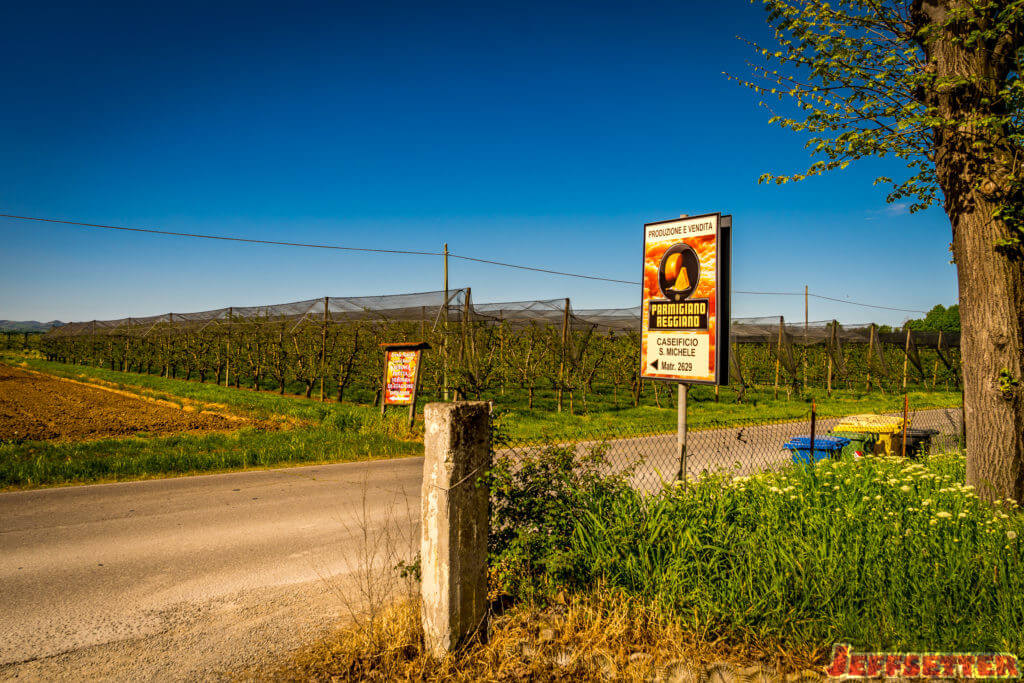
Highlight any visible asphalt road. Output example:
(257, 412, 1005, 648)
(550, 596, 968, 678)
(0, 457, 424, 681)
(0, 406, 961, 680)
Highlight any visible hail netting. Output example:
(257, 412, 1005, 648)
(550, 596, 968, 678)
(43, 289, 962, 404)
(48, 291, 962, 347)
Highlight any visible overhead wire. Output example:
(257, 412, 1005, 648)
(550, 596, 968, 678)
(0, 212, 927, 313)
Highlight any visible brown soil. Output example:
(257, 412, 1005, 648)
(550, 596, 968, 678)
(0, 364, 243, 443)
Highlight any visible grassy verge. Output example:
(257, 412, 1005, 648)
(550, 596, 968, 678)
(489, 446, 1024, 661)
(0, 358, 422, 490)
(272, 594, 810, 681)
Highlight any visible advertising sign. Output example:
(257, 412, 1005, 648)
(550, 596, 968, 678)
(640, 212, 731, 385)
(383, 348, 422, 405)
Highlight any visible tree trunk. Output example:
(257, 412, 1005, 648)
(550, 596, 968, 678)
(952, 206, 1023, 502)
(914, 0, 1024, 502)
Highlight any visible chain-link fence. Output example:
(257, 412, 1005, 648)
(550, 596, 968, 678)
(500, 406, 965, 493)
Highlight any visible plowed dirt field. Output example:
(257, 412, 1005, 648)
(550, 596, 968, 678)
(0, 364, 240, 443)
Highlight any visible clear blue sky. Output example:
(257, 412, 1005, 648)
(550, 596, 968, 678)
(0, 0, 956, 326)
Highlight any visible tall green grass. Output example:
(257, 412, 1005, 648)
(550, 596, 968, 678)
(490, 449, 1024, 657)
(0, 425, 420, 489)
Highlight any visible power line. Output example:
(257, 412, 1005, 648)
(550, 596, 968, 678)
(808, 293, 925, 314)
(0, 214, 443, 258)
(0, 212, 927, 313)
(447, 253, 637, 285)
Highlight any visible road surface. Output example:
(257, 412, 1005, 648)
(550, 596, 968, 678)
(0, 458, 424, 681)
(0, 406, 960, 680)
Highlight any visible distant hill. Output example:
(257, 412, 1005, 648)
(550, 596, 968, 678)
(0, 320, 64, 333)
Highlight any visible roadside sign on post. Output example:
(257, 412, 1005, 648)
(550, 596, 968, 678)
(380, 342, 431, 426)
(641, 212, 731, 384)
(640, 212, 732, 482)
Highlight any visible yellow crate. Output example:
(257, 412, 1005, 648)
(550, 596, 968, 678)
(833, 414, 907, 456)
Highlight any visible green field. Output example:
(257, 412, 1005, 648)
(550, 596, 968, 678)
(0, 356, 422, 489)
(0, 354, 961, 489)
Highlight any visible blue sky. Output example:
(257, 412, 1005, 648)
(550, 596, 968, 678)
(0, 0, 956, 326)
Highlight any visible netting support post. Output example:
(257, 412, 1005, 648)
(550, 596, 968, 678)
(803, 285, 808, 394)
(557, 298, 569, 413)
(675, 383, 688, 484)
(225, 307, 232, 387)
(442, 244, 449, 402)
(125, 317, 132, 372)
(773, 316, 782, 400)
(320, 297, 328, 402)
(866, 323, 875, 393)
(902, 326, 910, 392)
(827, 320, 834, 397)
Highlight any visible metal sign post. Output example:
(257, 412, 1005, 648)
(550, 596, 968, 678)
(675, 383, 688, 481)
(640, 212, 731, 484)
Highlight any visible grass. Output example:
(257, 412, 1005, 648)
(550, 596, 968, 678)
(496, 449, 1024, 661)
(270, 593, 808, 681)
(0, 357, 422, 489)
(269, 449, 1021, 680)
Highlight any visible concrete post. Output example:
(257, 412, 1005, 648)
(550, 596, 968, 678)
(421, 401, 491, 657)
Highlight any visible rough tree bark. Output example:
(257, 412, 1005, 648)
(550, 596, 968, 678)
(914, 0, 1024, 502)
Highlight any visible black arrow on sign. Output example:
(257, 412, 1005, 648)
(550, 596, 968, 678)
(650, 358, 659, 370)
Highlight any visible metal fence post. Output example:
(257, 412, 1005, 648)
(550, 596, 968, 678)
(421, 402, 491, 657)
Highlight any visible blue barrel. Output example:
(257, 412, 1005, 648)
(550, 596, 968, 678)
(784, 436, 851, 465)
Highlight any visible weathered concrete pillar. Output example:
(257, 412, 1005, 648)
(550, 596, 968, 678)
(421, 401, 491, 657)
